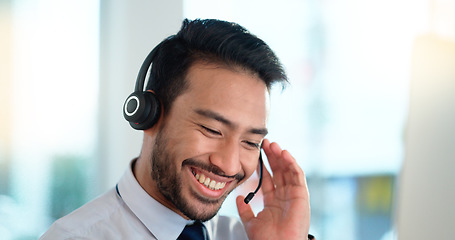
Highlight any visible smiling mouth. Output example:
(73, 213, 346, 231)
(191, 170, 227, 191)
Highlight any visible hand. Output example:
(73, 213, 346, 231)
(236, 139, 310, 240)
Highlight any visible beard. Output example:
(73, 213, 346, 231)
(149, 126, 243, 221)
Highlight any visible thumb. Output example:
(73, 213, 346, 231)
(236, 195, 255, 224)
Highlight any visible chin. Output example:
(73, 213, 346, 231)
(179, 191, 227, 221)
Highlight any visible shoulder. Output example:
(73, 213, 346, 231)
(206, 215, 248, 240)
(39, 188, 145, 239)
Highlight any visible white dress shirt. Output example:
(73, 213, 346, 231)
(39, 160, 248, 240)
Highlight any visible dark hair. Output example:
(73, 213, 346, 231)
(146, 18, 287, 115)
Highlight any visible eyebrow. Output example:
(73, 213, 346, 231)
(195, 109, 269, 136)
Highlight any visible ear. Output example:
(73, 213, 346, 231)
(143, 105, 164, 136)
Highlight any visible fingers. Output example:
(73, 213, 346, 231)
(281, 150, 306, 186)
(258, 154, 275, 195)
(262, 139, 306, 188)
(261, 139, 283, 188)
(236, 195, 255, 224)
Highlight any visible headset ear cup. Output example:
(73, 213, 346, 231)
(123, 92, 149, 123)
(132, 91, 161, 130)
(123, 91, 161, 130)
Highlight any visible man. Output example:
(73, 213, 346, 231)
(40, 18, 311, 239)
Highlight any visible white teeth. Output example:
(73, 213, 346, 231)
(198, 174, 205, 184)
(209, 180, 216, 189)
(193, 172, 226, 190)
(204, 177, 210, 186)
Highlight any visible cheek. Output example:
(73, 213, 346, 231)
(167, 130, 214, 159)
(241, 153, 261, 179)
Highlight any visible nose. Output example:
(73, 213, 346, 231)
(209, 139, 242, 177)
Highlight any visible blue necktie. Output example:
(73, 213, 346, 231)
(177, 221, 208, 240)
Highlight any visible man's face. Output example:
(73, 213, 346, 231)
(147, 62, 269, 221)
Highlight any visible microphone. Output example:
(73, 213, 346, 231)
(244, 151, 264, 204)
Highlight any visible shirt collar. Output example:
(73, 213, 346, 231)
(117, 159, 193, 240)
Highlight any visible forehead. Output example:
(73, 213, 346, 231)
(177, 62, 269, 127)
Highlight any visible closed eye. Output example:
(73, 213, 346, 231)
(243, 140, 261, 150)
(200, 125, 222, 136)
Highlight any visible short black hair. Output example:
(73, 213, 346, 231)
(146, 18, 287, 115)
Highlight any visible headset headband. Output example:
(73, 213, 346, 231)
(135, 45, 160, 93)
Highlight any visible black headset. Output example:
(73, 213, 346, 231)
(123, 46, 162, 130)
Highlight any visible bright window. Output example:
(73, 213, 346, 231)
(0, 0, 99, 238)
(1, 0, 439, 239)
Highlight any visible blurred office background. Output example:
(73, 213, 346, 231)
(1, 0, 454, 239)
